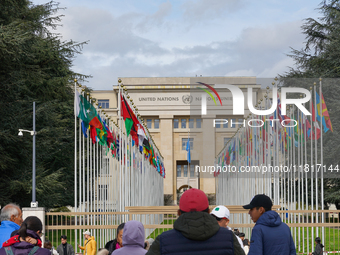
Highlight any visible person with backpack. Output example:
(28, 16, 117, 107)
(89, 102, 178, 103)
(0, 216, 50, 255)
(309, 237, 324, 255)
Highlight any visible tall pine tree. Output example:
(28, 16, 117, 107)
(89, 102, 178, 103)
(282, 0, 340, 209)
(0, 0, 89, 208)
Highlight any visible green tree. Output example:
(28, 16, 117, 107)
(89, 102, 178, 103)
(0, 0, 89, 208)
(282, 0, 340, 208)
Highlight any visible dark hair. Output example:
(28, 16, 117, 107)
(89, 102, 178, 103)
(239, 233, 245, 238)
(18, 216, 43, 239)
(179, 207, 209, 214)
(211, 214, 224, 222)
(315, 237, 324, 248)
(60, 235, 67, 240)
(255, 206, 271, 212)
(233, 229, 240, 236)
(117, 223, 125, 235)
(243, 239, 249, 246)
(44, 240, 52, 249)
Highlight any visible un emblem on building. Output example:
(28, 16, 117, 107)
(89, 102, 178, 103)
(182, 95, 193, 104)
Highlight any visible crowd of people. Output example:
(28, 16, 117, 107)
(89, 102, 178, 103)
(0, 191, 325, 255)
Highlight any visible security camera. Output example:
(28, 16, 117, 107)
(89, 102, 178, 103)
(18, 131, 23, 136)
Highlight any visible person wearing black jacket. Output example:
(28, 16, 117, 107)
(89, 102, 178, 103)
(309, 237, 324, 255)
(104, 223, 125, 254)
(56, 235, 74, 255)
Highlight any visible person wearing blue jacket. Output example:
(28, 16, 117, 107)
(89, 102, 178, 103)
(0, 204, 23, 248)
(243, 194, 296, 255)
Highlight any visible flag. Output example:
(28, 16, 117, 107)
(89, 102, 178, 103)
(103, 120, 114, 147)
(81, 121, 88, 138)
(77, 95, 103, 129)
(120, 95, 134, 136)
(316, 92, 333, 132)
(277, 94, 291, 123)
(74, 90, 80, 116)
(310, 102, 321, 140)
(186, 137, 191, 163)
(137, 124, 147, 153)
(315, 92, 327, 132)
(120, 95, 139, 144)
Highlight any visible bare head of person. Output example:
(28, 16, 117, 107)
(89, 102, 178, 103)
(0, 203, 23, 226)
(18, 216, 43, 240)
(116, 223, 125, 247)
(61, 235, 67, 244)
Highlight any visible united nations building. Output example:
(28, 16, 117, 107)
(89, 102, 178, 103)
(91, 76, 266, 203)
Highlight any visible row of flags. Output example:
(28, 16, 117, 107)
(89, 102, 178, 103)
(215, 87, 333, 176)
(74, 89, 165, 177)
(120, 94, 165, 178)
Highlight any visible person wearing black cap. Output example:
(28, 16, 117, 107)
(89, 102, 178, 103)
(243, 194, 296, 255)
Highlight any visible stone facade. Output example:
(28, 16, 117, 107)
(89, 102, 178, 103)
(91, 77, 262, 203)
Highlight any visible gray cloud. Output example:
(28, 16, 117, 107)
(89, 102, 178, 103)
(54, 2, 307, 89)
(182, 0, 246, 21)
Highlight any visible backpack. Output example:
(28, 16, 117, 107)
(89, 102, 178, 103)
(4, 246, 40, 255)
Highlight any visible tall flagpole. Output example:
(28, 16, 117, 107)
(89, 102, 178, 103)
(74, 79, 78, 248)
(187, 130, 190, 189)
(314, 81, 319, 236)
(319, 77, 325, 243)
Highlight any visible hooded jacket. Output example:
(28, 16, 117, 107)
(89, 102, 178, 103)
(312, 243, 324, 255)
(0, 221, 20, 248)
(146, 211, 245, 255)
(248, 210, 296, 255)
(79, 236, 96, 255)
(0, 230, 50, 255)
(112, 221, 146, 255)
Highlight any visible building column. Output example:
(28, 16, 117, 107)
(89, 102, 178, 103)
(200, 116, 216, 194)
(160, 116, 175, 204)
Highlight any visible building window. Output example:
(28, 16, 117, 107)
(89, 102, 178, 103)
(147, 119, 152, 129)
(177, 165, 182, 177)
(182, 138, 193, 150)
(238, 119, 244, 128)
(98, 99, 109, 109)
(174, 119, 179, 129)
(154, 119, 160, 129)
(181, 119, 187, 129)
(98, 185, 108, 200)
(231, 119, 236, 128)
(189, 119, 194, 128)
(196, 119, 201, 128)
(223, 121, 228, 128)
(224, 138, 230, 146)
(190, 165, 195, 177)
(183, 165, 188, 177)
(215, 122, 221, 128)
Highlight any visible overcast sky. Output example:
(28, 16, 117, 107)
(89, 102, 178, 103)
(32, 0, 322, 90)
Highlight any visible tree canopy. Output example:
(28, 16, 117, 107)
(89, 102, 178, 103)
(0, 0, 88, 208)
(282, 0, 340, 208)
(285, 0, 340, 78)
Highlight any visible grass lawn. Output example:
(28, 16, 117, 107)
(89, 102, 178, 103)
(293, 226, 340, 254)
(146, 217, 176, 239)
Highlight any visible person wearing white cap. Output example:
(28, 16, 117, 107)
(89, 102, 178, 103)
(78, 231, 96, 255)
(210, 206, 244, 251)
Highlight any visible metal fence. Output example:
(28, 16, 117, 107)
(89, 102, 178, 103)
(45, 207, 340, 255)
